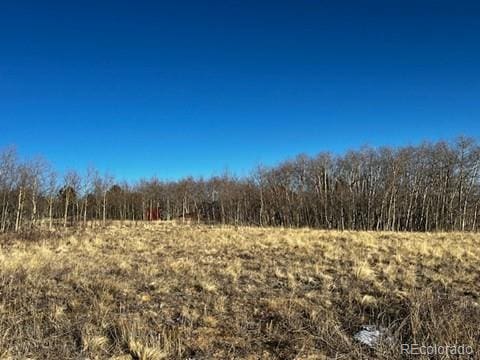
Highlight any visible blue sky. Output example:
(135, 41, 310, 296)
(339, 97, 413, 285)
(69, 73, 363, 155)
(0, 0, 479, 180)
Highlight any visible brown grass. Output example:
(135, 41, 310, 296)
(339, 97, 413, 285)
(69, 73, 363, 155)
(0, 222, 479, 359)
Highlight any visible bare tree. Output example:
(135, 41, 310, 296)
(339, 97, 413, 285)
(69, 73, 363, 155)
(62, 171, 81, 228)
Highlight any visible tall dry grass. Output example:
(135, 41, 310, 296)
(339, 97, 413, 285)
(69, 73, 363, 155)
(0, 222, 479, 359)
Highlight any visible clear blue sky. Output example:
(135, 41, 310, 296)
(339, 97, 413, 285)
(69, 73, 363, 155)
(1, 0, 479, 181)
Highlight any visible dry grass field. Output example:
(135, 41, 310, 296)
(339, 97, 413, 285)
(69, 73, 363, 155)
(0, 223, 479, 359)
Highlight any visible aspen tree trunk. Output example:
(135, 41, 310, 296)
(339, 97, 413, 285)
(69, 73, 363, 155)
(259, 187, 264, 226)
(235, 201, 240, 226)
(392, 194, 396, 231)
(166, 198, 170, 220)
(434, 196, 440, 231)
(64, 191, 69, 228)
(195, 200, 200, 224)
(324, 171, 329, 228)
(83, 198, 88, 227)
(182, 195, 186, 223)
(76, 201, 80, 225)
(31, 179, 37, 228)
(425, 203, 430, 232)
(103, 192, 107, 226)
(463, 165, 478, 232)
(15, 187, 23, 232)
(462, 199, 468, 232)
(212, 201, 216, 223)
(49, 196, 54, 230)
(340, 205, 345, 231)
(387, 190, 394, 231)
(472, 203, 478, 232)
(367, 181, 376, 230)
(1, 205, 6, 233)
(1, 193, 8, 232)
(123, 198, 127, 222)
(420, 187, 428, 231)
(221, 200, 225, 225)
(19, 193, 24, 229)
(377, 193, 387, 231)
(244, 194, 248, 225)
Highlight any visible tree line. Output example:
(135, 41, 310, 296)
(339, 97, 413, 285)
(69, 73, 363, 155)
(1, 137, 479, 233)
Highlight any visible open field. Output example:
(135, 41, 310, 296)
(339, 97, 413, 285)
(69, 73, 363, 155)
(0, 223, 479, 359)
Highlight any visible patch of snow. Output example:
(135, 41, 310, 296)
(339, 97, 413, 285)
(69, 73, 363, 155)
(354, 325, 389, 348)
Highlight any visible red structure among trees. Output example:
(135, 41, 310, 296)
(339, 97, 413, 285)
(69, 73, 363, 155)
(145, 207, 160, 221)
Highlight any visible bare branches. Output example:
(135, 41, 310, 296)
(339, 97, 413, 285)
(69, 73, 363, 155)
(0, 137, 479, 232)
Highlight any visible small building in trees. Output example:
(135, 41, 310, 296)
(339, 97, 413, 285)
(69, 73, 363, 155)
(145, 207, 160, 221)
